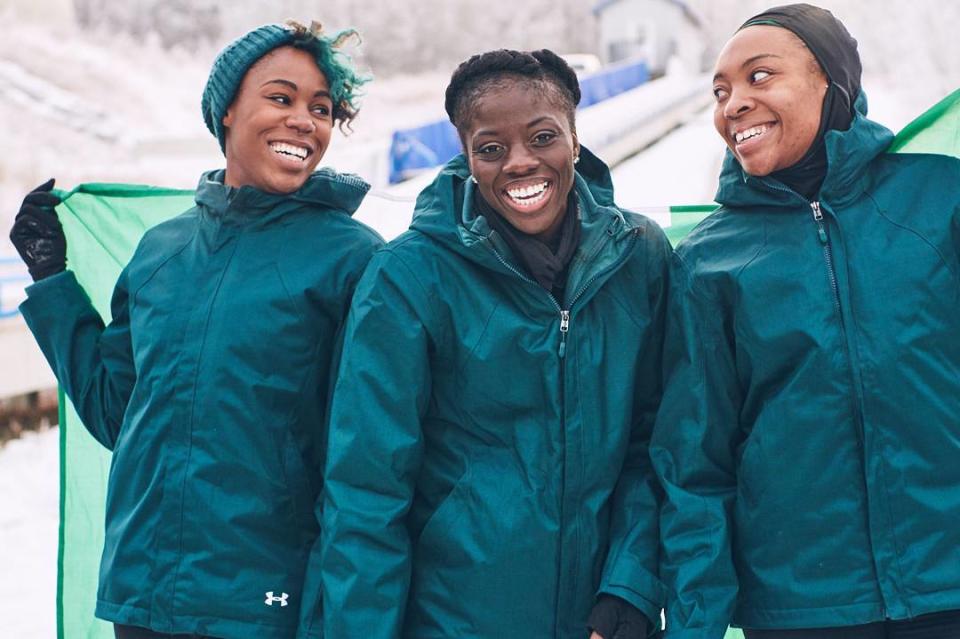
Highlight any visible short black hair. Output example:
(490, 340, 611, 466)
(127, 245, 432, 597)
(444, 49, 581, 138)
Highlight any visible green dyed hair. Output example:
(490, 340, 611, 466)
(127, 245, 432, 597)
(284, 20, 369, 132)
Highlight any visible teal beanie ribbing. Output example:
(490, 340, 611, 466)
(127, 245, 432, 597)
(201, 24, 295, 153)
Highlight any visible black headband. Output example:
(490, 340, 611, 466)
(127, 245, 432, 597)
(741, 3, 861, 117)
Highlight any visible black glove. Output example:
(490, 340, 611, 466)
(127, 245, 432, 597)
(9, 178, 66, 281)
(588, 594, 651, 639)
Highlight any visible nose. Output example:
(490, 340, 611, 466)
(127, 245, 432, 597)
(723, 86, 753, 120)
(503, 144, 538, 175)
(285, 109, 316, 134)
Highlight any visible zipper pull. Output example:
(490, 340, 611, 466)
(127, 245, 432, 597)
(810, 201, 827, 244)
(559, 310, 570, 358)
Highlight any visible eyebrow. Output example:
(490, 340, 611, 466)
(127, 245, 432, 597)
(713, 53, 782, 82)
(472, 116, 557, 139)
(260, 79, 332, 99)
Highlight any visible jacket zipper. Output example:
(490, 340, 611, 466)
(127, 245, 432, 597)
(487, 228, 639, 357)
(811, 201, 842, 315)
(810, 197, 888, 608)
(488, 225, 639, 633)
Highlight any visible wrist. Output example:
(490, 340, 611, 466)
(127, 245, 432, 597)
(29, 261, 66, 282)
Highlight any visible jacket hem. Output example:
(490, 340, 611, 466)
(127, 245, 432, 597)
(732, 601, 884, 630)
(732, 592, 960, 629)
(96, 599, 297, 639)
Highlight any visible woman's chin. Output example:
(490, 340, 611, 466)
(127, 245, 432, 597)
(739, 158, 776, 178)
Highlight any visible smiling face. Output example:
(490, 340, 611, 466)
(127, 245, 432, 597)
(463, 81, 579, 243)
(712, 25, 828, 177)
(221, 46, 333, 194)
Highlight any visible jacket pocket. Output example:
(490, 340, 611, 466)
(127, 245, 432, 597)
(415, 462, 474, 564)
(736, 430, 768, 510)
(280, 427, 319, 530)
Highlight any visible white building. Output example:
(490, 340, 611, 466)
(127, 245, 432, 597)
(593, 0, 706, 75)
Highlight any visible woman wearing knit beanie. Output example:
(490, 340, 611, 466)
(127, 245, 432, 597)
(652, 3, 960, 638)
(10, 20, 382, 639)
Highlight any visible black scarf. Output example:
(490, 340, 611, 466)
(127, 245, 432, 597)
(740, 3, 862, 200)
(475, 188, 581, 301)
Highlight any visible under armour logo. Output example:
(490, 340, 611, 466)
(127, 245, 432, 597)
(264, 591, 289, 607)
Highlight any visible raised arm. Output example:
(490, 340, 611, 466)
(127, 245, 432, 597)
(13, 180, 135, 450)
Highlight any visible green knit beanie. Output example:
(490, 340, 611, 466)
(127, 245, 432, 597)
(201, 21, 368, 153)
(202, 24, 295, 152)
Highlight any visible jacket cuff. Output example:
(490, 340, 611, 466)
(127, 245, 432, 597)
(24, 267, 79, 294)
(21, 269, 93, 330)
(598, 563, 667, 633)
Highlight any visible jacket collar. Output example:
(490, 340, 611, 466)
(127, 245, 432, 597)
(195, 168, 370, 226)
(714, 92, 895, 209)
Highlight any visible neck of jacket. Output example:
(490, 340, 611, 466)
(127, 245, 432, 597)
(715, 91, 895, 210)
(194, 167, 370, 228)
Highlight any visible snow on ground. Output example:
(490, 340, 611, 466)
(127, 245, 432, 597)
(0, 427, 59, 638)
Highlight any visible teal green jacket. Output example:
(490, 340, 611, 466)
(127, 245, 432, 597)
(317, 149, 670, 639)
(21, 169, 383, 639)
(651, 94, 960, 636)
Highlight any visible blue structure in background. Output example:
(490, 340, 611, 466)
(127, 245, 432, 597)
(388, 59, 649, 183)
(389, 120, 462, 184)
(0, 256, 29, 319)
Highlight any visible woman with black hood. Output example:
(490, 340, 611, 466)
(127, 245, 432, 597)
(651, 3, 960, 638)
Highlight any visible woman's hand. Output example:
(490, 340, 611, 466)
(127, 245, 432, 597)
(9, 178, 66, 281)
(587, 594, 651, 639)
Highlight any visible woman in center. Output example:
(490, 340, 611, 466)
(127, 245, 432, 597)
(320, 49, 669, 638)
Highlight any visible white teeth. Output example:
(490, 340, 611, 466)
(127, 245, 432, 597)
(270, 142, 309, 159)
(735, 125, 768, 144)
(507, 182, 548, 199)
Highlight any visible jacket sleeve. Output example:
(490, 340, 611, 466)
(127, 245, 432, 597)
(649, 253, 742, 638)
(296, 232, 385, 639)
(952, 200, 960, 254)
(19, 268, 135, 451)
(597, 224, 670, 629)
(319, 249, 435, 639)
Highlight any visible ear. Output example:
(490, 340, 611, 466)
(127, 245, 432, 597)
(459, 133, 474, 173)
(222, 108, 234, 129)
(572, 130, 580, 159)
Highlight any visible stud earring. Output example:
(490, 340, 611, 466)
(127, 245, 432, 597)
(573, 155, 580, 164)
(471, 175, 478, 184)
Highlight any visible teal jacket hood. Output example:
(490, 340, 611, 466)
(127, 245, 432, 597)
(407, 146, 638, 288)
(715, 92, 896, 208)
(195, 167, 370, 223)
(409, 147, 619, 247)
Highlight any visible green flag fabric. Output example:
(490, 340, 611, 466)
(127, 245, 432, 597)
(887, 88, 960, 157)
(54, 184, 194, 639)
(53, 90, 958, 638)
